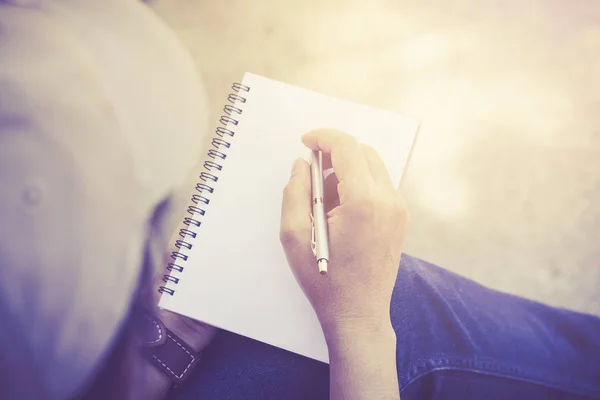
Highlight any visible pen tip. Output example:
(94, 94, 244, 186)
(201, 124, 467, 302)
(318, 259, 328, 275)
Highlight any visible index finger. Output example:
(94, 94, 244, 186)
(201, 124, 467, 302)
(301, 129, 372, 193)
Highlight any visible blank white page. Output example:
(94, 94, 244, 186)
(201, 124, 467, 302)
(159, 72, 419, 363)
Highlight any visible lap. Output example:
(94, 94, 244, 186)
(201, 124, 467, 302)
(170, 255, 600, 400)
(393, 255, 600, 399)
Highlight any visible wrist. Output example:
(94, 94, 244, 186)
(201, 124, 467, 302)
(323, 316, 396, 351)
(324, 317, 400, 400)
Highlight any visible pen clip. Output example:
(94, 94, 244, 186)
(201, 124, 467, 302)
(310, 213, 317, 258)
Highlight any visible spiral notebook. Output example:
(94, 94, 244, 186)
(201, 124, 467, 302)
(158, 72, 419, 363)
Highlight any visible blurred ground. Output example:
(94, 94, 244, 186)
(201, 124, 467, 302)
(151, 0, 600, 315)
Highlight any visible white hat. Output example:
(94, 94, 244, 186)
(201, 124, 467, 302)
(0, 1, 208, 398)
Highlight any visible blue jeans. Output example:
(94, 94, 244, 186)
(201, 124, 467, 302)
(170, 255, 600, 399)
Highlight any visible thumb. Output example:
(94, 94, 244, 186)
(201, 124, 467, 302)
(280, 158, 312, 248)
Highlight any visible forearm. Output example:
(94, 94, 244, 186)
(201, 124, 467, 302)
(326, 320, 400, 400)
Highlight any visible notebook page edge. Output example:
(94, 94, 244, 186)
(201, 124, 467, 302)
(158, 72, 257, 309)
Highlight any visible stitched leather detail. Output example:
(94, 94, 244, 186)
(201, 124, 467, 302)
(134, 308, 201, 386)
(152, 334, 196, 379)
(144, 328, 200, 385)
(132, 308, 167, 347)
(142, 313, 163, 345)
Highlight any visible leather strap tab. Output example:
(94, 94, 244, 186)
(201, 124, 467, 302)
(133, 308, 200, 386)
(132, 309, 167, 347)
(144, 328, 200, 385)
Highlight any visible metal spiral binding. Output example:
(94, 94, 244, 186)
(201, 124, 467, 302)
(158, 81, 251, 296)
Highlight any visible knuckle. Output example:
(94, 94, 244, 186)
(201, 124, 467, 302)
(334, 132, 357, 149)
(352, 193, 380, 219)
(279, 223, 299, 244)
(351, 191, 408, 225)
(361, 143, 376, 155)
(344, 135, 359, 148)
(282, 182, 298, 201)
(360, 194, 380, 210)
(279, 225, 308, 246)
(279, 228, 296, 246)
(283, 178, 309, 200)
(282, 182, 293, 198)
(389, 197, 409, 225)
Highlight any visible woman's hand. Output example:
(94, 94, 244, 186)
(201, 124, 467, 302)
(279, 129, 408, 337)
(279, 129, 407, 400)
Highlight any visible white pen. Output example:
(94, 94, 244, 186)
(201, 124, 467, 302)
(310, 150, 330, 275)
